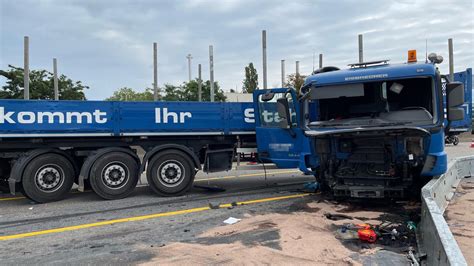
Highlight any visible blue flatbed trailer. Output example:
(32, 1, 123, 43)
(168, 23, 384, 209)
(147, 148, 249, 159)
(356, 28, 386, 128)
(0, 101, 255, 137)
(0, 100, 257, 202)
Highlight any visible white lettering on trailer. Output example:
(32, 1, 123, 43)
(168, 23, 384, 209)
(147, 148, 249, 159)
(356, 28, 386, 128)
(244, 108, 296, 124)
(93, 110, 108, 124)
(155, 108, 192, 124)
(18, 111, 36, 124)
(65, 112, 93, 124)
(0, 107, 15, 124)
(0, 107, 108, 124)
(38, 112, 65, 124)
(244, 108, 255, 123)
(262, 110, 281, 123)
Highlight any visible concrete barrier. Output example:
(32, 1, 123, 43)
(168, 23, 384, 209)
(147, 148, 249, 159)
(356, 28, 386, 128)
(419, 155, 474, 265)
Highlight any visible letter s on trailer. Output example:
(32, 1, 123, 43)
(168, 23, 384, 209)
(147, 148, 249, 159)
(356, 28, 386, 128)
(0, 101, 255, 203)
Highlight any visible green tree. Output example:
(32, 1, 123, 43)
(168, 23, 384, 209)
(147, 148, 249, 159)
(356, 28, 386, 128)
(161, 84, 183, 101)
(285, 73, 307, 94)
(0, 65, 88, 100)
(179, 80, 226, 102)
(242, 62, 258, 93)
(106, 80, 226, 102)
(105, 87, 154, 101)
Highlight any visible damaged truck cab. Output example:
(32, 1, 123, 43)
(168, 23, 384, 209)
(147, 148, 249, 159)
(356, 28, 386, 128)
(255, 59, 465, 198)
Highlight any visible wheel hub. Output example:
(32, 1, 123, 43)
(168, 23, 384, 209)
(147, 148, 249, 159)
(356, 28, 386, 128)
(35, 165, 63, 192)
(159, 161, 184, 187)
(102, 162, 128, 189)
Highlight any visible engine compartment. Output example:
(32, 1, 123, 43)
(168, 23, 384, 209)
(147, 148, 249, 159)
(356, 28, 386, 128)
(314, 132, 428, 198)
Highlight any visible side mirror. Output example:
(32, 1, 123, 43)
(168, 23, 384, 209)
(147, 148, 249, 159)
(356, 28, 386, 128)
(261, 92, 275, 102)
(277, 98, 291, 128)
(446, 82, 465, 121)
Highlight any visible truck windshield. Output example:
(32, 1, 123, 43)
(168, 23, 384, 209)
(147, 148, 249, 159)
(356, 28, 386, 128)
(307, 77, 437, 128)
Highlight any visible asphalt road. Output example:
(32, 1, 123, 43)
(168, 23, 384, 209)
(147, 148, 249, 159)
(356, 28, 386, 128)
(0, 141, 471, 265)
(0, 166, 314, 264)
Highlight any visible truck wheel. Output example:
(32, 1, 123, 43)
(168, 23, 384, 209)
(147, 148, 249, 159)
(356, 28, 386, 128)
(89, 152, 139, 200)
(453, 136, 459, 146)
(21, 154, 75, 203)
(312, 167, 330, 192)
(147, 150, 195, 196)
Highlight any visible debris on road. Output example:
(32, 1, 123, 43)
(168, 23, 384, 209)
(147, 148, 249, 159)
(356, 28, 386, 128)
(144, 197, 418, 265)
(208, 203, 220, 209)
(223, 217, 241, 225)
(324, 212, 353, 221)
(194, 185, 226, 192)
(303, 181, 319, 192)
(357, 228, 377, 243)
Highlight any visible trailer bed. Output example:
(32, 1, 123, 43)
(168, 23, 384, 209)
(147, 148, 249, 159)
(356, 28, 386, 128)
(0, 100, 256, 137)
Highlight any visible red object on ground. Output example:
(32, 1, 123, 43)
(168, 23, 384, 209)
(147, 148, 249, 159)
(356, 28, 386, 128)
(470, 139, 474, 148)
(358, 229, 377, 243)
(355, 223, 371, 229)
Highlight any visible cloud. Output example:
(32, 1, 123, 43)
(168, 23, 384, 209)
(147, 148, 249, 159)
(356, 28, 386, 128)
(0, 0, 472, 100)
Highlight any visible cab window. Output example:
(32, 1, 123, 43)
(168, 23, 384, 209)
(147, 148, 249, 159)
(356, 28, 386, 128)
(258, 92, 297, 127)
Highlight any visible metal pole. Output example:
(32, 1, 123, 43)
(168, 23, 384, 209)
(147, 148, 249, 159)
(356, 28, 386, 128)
(262, 30, 267, 90)
(358, 34, 363, 63)
(24, 36, 29, 100)
(448, 38, 454, 81)
(312, 51, 315, 72)
(296, 61, 300, 77)
(186, 54, 193, 81)
(236, 135, 241, 167)
(281, 59, 285, 87)
(198, 64, 202, 102)
(209, 45, 214, 102)
(153, 42, 158, 101)
(319, 54, 323, 69)
(425, 39, 428, 63)
(53, 58, 58, 100)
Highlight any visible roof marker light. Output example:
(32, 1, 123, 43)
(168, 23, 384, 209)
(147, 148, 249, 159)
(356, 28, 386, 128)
(408, 50, 417, 63)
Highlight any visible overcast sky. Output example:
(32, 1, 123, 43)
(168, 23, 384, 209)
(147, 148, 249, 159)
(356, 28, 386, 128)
(1, 0, 472, 100)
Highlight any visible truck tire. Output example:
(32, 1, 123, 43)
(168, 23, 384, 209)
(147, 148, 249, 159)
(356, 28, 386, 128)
(312, 167, 330, 192)
(89, 152, 139, 200)
(146, 150, 195, 196)
(453, 136, 459, 146)
(21, 154, 75, 203)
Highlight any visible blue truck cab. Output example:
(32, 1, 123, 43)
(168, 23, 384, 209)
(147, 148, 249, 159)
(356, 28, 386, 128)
(254, 59, 466, 198)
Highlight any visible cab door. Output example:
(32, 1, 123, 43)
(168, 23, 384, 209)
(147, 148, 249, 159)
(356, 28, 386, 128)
(253, 88, 308, 169)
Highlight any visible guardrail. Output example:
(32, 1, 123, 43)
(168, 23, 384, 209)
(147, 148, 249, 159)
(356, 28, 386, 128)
(419, 155, 474, 265)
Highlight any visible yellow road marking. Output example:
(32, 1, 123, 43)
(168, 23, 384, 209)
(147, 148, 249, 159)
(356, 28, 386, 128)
(0, 193, 310, 241)
(0, 170, 301, 201)
(0, 190, 91, 202)
(0, 196, 26, 201)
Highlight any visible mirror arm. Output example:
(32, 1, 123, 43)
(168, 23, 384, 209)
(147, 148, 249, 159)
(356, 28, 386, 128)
(444, 120, 452, 135)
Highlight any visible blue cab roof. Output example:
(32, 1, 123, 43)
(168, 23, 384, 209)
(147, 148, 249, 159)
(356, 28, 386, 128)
(304, 62, 437, 87)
